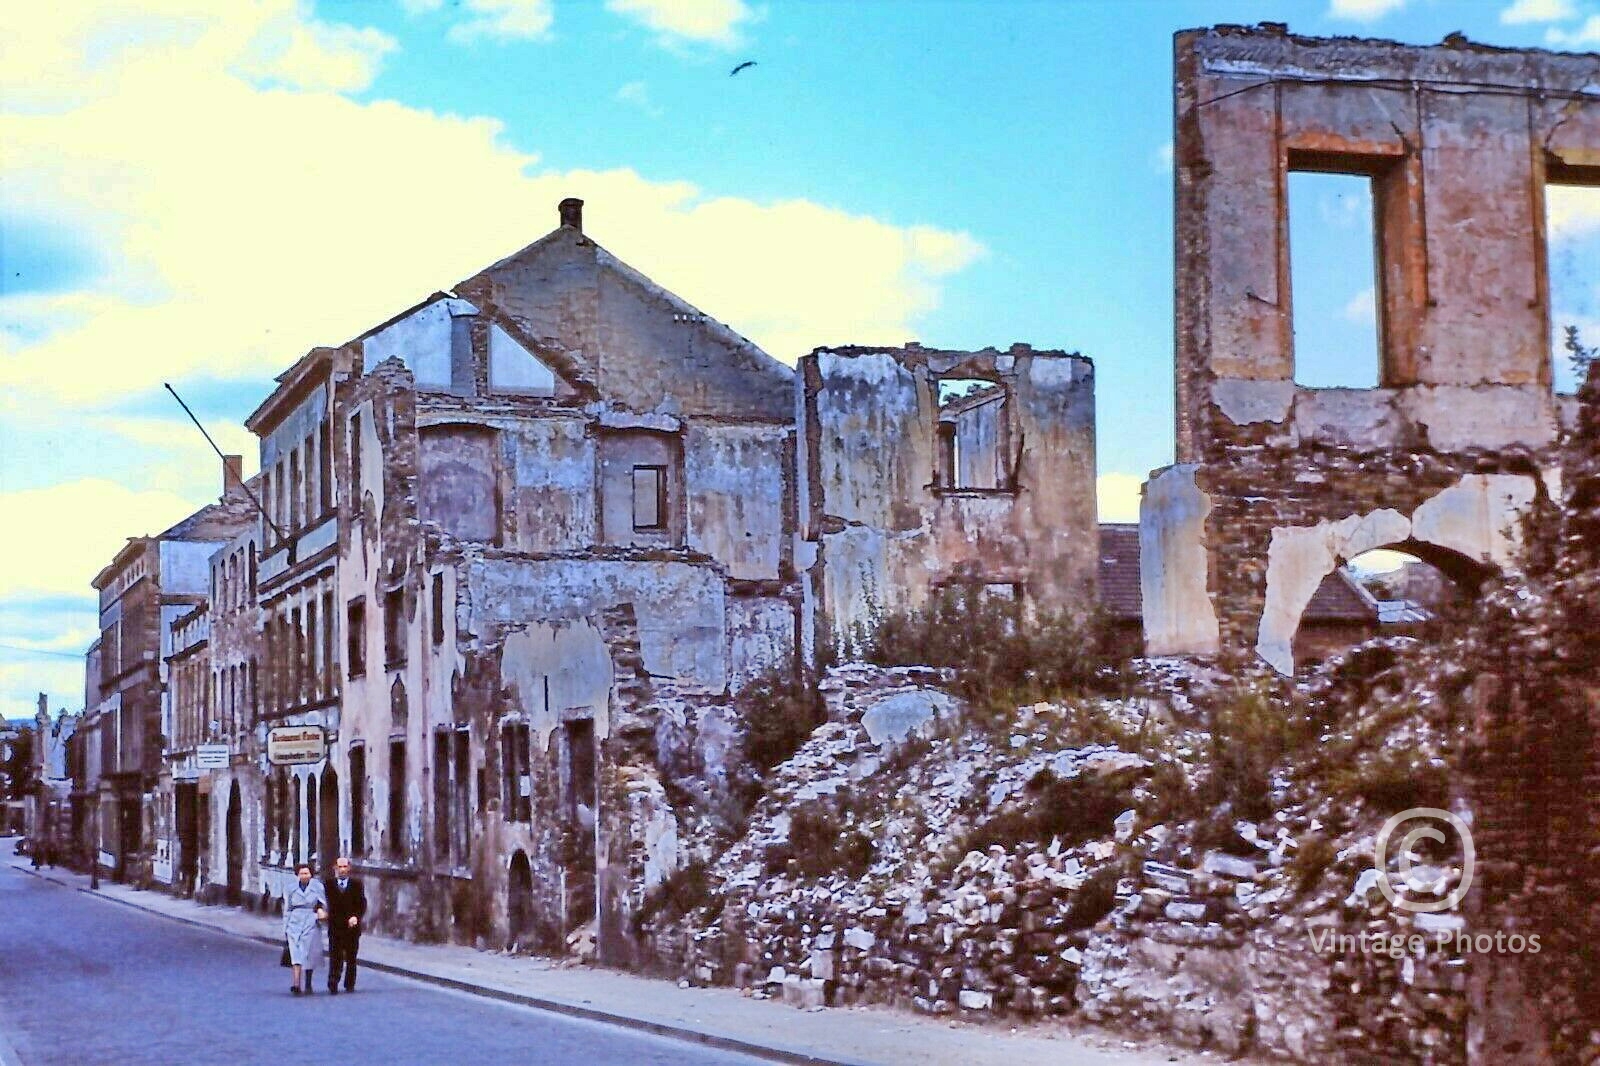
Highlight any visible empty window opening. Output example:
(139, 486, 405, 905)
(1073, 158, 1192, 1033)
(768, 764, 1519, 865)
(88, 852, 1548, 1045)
(346, 598, 366, 677)
(348, 744, 366, 857)
(319, 419, 333, 515)
(322, 590, 336, 693)
(936, 378, 1008, 490)
(1343, 549, 1471, 626)
(562, 718, 597, 828)
(1545, 177, 1600, 395)
(431, 573, 445, 645)
(384, 587, 406, 666)
(433, 731, 451, 862)
(387, 738, 406, 858)
(452, 729, 471, 864)
(981, 581, 1022, 604)
(631, 465, 667, 531)
(349, 413, 363, 505)
(501, 722, 531, 822)
(1287, 170, 1381, 389)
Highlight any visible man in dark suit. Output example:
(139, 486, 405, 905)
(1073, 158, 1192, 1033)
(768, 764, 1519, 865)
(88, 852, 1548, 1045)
(324, 855, 367, 994)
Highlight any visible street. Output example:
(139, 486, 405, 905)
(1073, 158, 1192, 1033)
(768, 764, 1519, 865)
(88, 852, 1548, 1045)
(0, 864, 764, 1066)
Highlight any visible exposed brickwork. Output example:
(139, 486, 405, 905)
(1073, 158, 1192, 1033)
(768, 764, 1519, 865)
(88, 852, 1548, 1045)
(1146, 26, 1594, 672)
(1463, 364, 1600, 1064)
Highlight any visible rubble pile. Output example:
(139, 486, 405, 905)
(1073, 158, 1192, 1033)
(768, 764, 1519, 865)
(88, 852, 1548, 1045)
(642, 461, 1600, 1064)
(647, 664, 1158, 1018)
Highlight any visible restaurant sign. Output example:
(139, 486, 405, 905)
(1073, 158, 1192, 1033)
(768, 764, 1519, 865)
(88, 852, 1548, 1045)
(267, 726, 326, 766)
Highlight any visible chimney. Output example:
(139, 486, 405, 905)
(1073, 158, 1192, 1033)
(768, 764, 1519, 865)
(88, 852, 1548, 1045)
(223, 454, 243, 495)
(559, 197, 584, 232)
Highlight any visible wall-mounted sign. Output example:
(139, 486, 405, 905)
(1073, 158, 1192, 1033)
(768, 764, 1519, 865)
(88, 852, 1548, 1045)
(267, 726, 325, 766)
(195, 745, 230, 770)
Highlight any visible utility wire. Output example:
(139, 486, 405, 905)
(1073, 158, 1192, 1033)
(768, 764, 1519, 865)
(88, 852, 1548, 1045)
(0, 642, 83, 660)
(164, 382, 284, 541)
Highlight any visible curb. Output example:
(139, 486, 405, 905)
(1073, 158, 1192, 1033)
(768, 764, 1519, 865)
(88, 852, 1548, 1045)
(5, 861, 872, 1066)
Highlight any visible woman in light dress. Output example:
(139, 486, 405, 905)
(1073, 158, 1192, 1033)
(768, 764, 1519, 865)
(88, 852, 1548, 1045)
(284, 861, 328, 995)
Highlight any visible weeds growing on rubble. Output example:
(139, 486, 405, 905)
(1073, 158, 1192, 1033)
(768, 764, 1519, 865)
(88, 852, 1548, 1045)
(863, 586, 1132, 715)
(736, 665, 827, 772)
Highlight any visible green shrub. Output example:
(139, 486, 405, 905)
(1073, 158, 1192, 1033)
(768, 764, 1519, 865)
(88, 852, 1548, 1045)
(1288, 834, 1338, 897)
(1204, 684, 1311, 822)
(1064, 862, 1123, 930)
(865, 586, 1131, 716)
(736, 665, 826, 772)
(1328, 749, 1452, 813)
(635, 859, 713, 931)
(941, 768, 1135, 875)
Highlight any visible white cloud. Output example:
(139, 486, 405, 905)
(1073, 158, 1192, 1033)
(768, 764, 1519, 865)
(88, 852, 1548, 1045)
(1501, 0, 1577, 23)
(1547, 183, 1600, 239)
(1153, 142, 1173, 174)
(235, 16, 397, 92)
(1327, 0, 1409, 21)
(0, 1, 980, 410)
(444, 0, 555, 43)
(0, 656, 88, 722)
(1547, 14, 1600, 46)
(1097, 473, 1144, 524)
(606, 0, 753, 47)
(615, 80, 663, 117)
(1343, 287, 1377, 324)
(0, 1, 986, 685)
(0, 480, 203, 601)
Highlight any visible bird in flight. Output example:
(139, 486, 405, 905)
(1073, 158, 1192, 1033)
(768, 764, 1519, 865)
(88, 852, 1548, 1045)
(730, 60, 756, 77)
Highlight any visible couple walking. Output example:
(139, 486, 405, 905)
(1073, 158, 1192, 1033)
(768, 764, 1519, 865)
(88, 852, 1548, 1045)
(283, 855, 367, 996)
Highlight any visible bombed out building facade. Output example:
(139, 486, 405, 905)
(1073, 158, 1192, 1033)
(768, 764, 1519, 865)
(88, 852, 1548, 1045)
(62, 199, 1098, 960)
(1141, 27, 1595, 675)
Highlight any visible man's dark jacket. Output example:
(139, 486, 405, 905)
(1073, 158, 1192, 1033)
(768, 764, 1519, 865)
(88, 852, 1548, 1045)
(324, 875, 368, 941)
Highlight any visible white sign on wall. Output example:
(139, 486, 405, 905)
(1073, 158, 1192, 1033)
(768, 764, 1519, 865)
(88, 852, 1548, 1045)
(195, 745, 230, 770)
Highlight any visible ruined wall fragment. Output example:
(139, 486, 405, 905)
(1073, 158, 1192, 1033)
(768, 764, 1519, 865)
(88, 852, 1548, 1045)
(1147, 25, 1598, 671)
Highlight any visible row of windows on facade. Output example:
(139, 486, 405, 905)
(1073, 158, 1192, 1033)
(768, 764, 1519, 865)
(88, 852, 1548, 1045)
(214, 545, 259, 615)
(167, 575, 454, 755)
(263, 418, 334, 549)
(172, 659, 256, 750)
(258, 722, 596, 871)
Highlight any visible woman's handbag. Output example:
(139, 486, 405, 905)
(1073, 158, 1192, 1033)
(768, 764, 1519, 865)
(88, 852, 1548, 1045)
(280, 944, 291, 967)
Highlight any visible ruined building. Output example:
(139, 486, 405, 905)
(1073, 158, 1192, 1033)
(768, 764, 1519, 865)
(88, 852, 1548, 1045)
(797, 344, 1097, 657)
(75, 198, 1101, 963)
(1141, 26, 1596, 673)
(333, 198, 797, 953)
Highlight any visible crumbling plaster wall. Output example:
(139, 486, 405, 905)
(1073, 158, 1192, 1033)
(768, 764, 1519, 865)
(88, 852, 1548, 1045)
(1147, 26, 1596, 670)
(465, 555, 729, 693)
(333, 355, 795, 949)
(800, 345, 1097, 652)
(333, 362, 436, 933)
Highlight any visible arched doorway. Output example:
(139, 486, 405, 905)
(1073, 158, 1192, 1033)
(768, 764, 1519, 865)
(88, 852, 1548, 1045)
(225, 782, 242, 906)
(319, 766, 340, 868)
(507, 850, 534, 952)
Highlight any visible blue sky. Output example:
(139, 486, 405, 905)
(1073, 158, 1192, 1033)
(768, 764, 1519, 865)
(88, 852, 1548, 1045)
(3, 0, 1599, 718)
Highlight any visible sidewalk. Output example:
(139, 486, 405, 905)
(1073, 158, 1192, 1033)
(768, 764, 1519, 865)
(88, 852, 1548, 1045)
(5, 853, 1230, 1066)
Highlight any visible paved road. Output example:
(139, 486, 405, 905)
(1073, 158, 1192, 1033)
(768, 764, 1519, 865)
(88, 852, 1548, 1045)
(0, 864, 764, 1066)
